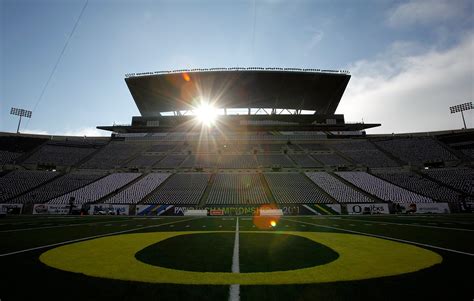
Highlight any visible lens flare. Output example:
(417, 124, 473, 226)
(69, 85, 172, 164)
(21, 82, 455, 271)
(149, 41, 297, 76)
(270, 220, 277, 227)
(195, 101, 217, 126)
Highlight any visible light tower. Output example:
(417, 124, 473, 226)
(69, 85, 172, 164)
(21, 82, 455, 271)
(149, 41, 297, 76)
(10, 107, 32, 133)
(449, 102, 472, 129)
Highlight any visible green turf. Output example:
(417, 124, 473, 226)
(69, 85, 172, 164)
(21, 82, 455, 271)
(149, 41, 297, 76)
(0, 214, 473, 300)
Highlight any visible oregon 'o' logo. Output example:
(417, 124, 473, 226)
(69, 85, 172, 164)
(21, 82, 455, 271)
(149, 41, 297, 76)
(39, 231, 442, 285)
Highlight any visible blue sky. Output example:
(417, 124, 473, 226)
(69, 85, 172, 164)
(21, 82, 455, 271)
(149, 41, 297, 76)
(1, 0, 473, 136)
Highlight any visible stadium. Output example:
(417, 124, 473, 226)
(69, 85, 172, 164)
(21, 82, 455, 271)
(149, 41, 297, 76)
(0, 66, 473, 300)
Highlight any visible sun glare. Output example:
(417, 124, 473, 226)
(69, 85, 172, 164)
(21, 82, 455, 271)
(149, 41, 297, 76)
(195, 102, 217, 126)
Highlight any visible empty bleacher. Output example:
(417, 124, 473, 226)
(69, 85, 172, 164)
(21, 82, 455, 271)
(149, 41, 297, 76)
(372, 169, 462, 202)
(124, 154, 165, 168)
(81, 142, 143, 169)
(264, 172, 333, 204)
(256, 154, 294, 167)
(47, 173, 141, 205)
(219, 155, 258, 169)
(422, 168, 473, 196)
(306, 172, 374, 203)
(374, 137, 458, 165)
(144, 173, 210, 205)
(289, 154, 322, 167)
(311, 153, 350, 166)
(104, 173, 170, 204)
(332, 140, 398, 167)
(153, 154, 187, 168)
(10, 171, 106, 204)
(207, 173, 269, 205)
(336, 171, 433, 204)
(0, 170, 60, 202)
(24, 142, 99, 166)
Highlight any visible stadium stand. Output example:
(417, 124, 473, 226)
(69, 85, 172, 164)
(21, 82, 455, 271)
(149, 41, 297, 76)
(0, 150, 22, 165)
(81, 142, 143, 169)
(146, 144, 177, 152)
(298, 143, 329, 151)
(374, 137, 458, 165)
(24, 142, 98, 166)
(10, 171, 106, 204)
(207, 173, 269, 205)
(259, 144, 284, 153)
(311, 153, 350, 166)
(422, 168, 474, 196)
(306, 172, 374, 203)
(47, 173, 141, 205)
(332, 140, 399, 167)
(289, 154, 322, 167)
(104, 173, 170, 204)
(180, 154, 217, 168)
(124, 154, 165, 168)
(372, 169, 462, 203)
(256, 154, 294, 167)
(144, 173, 210, 204)
(0, 170, 60, 202)
(219, 155, 258, 169)
(264, 172, 333, 204)
(153, 154, 187, 168)
(335, 171, 433, 204)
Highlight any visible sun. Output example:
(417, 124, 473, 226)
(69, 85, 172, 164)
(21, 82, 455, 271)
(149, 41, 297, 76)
(195, 101, 218, 126)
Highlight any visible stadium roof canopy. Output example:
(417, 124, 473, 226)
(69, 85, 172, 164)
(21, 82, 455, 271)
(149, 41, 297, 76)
(125, 68, 351, 117)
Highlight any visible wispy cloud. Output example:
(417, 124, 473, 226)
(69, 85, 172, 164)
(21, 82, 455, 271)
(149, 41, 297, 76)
(387, 0, 469, 28)
(338, 32, 474, 134)
(23, 127, 110, 137)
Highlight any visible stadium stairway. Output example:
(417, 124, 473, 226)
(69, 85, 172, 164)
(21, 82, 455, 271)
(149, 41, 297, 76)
(139, 173, 175, 204)
(259, 173, 277, 205)
(16, 140, 50, 166)
(197, 173, 216, 207)
(74, 143, 108, 168)
(367, 169, 441, 202)
(368, 139, 406, 166)
(329, 172, 384, 203)
(94, 173, 146, 204)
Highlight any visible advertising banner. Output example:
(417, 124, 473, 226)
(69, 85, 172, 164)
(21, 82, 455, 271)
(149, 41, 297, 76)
(0, 203, 23, 214)
(88, 204, 129, 216)
(33, 204, 72, 215)
(346, 203, 390, 215)
(136, 204, 333, 216)
(399, 202, 450, 214)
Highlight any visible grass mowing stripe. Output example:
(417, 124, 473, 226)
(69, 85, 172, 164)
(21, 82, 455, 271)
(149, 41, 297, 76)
(282, 217, 474, 257)
(229, 217, 240, 301)
(340, 217, 474, 232)
(0, 218, 133, 233)
(0, 217, 201, 257)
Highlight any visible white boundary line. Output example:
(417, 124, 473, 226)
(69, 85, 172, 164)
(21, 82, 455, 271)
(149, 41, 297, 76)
(339, 218, 474, 232)
(0, 217, 200, 257)
(229, 217, 240, 301)
(282, 217, 474, 257)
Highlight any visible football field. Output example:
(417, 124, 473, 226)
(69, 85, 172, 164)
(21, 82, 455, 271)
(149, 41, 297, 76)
(1, 214, 473, 300)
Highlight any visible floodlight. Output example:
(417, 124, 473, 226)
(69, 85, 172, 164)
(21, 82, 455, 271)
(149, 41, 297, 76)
(449, 102, 472, 129)
(10, 107, 32, 133)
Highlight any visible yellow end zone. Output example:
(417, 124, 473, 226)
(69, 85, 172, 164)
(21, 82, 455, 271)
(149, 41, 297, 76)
(39, 231, 442, 285)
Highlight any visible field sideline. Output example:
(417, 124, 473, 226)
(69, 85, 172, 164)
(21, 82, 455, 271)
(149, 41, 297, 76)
(1, 214, 473, 300)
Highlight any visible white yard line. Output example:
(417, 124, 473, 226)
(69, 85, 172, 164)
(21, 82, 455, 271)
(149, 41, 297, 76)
(282, 218, 474, 257)
(340, 218, 474, 232)
(229, 217, 240, 301)
(0, 217, 200, 257)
